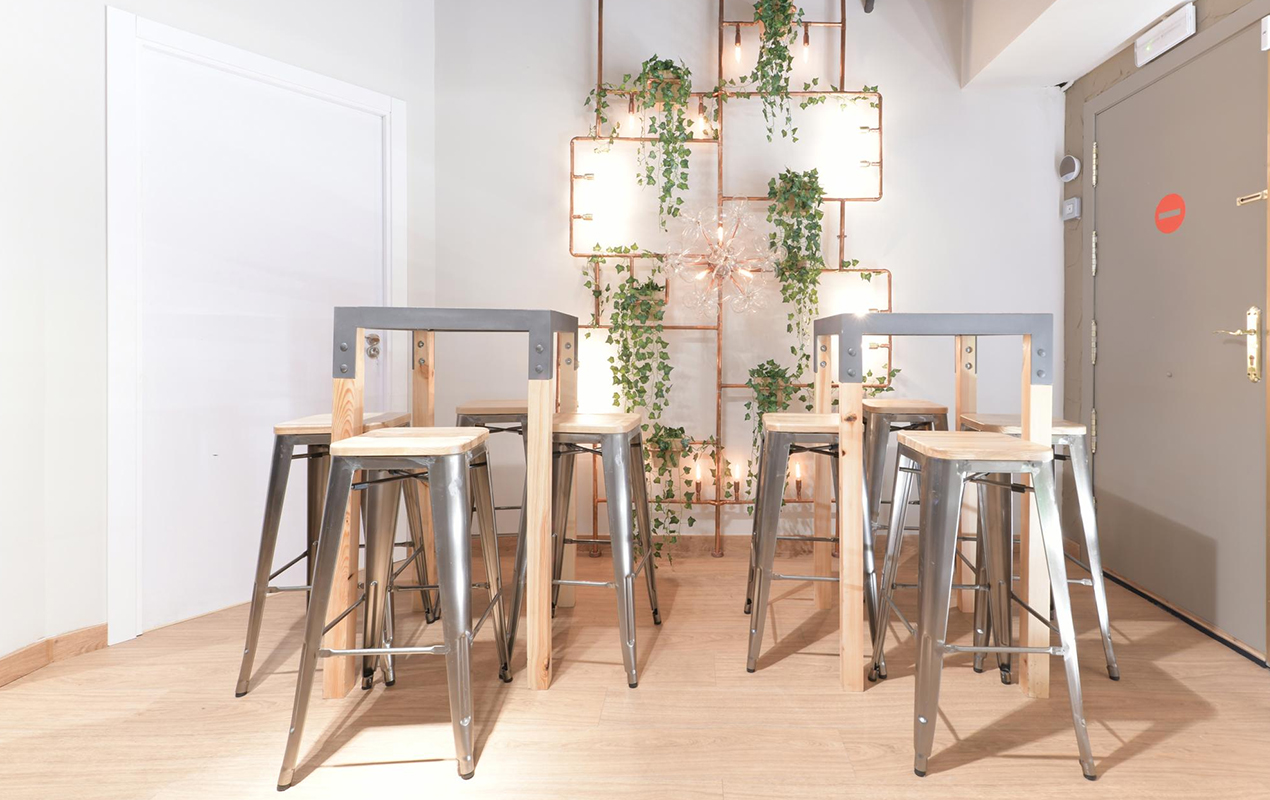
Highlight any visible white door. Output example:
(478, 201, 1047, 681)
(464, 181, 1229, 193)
(107, 10, 407, 641)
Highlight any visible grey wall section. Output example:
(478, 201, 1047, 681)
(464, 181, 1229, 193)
(1061, 0, 1255, 540)
(0, 0, 436, 657)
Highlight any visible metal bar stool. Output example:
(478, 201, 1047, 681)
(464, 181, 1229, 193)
(960, 413, 1119, 681)
(873, 430, 1096, 780)
(235, 410, 419, 697)
(507, 412, 660, 688)
(456, 399, 529, 639)
(744, 412, 876, 673)
(863, 398, 949, 537)
(276, 427, 510, 787)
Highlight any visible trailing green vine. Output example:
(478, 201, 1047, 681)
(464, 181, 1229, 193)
(767, 167, 826, 374)
(740, 359, 812, 503)
(750, 0, 803, 141)
(584, 243, 704, 555)
(635, 56, 693, 226)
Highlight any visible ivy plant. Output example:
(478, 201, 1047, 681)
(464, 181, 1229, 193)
(584, 243, 698, 555)
(635, 56, 694, 227)
(750, 0, 804, 141)
(767, 167, 826, 374)
(741, 358, 811, 504)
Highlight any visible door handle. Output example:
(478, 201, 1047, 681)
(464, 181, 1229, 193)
(1212, 306, 1262, 383)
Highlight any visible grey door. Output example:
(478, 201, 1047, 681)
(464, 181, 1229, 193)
(1095, 22, 1267, 654)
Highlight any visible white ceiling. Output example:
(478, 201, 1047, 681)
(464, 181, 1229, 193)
(963, 0, 1189, 87)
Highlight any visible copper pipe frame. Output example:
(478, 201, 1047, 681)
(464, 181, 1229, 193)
(577, 0, 884, 558)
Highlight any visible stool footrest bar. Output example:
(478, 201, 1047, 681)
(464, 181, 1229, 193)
(776, 535, 839, 543)
(268, 549, 310, 580)
(564, 537, 611, 546)
(470, 589, 503, 642)
(886, 595, 916, 636)
(1009, 590, 1060, 634)
(319, 644, 449, 658)
(893, 582, 986, 591)
(940, 642, 1066, 657)
(267, 585, 311, 594)
(553, 578, 616, 588)
(322, 596, 365, 635)
(772, 573, 839, 583)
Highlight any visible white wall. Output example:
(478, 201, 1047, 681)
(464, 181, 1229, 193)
(434, 0, 1065, 538)
(0, 0, 436, 657)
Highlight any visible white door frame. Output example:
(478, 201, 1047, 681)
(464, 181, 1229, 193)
(105, 8, 408, 644)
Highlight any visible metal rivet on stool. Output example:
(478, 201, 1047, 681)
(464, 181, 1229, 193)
(339, 342, 349, 352)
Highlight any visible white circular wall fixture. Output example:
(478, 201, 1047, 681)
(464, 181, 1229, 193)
(1059, 154, 1081, 183)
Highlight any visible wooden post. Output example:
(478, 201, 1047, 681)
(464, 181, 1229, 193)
(812, 335, 835, 609)
(324, 328, 364, 699)
(1018, 335, 1053, 698)
(526, 333, 564, 689)
(556, 332, 579, 608)
(408, 331, 436, 612)
(837, 377, 866, 692)
(954, 336, 978, 612)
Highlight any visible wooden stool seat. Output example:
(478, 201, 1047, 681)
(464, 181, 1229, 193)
(455, 399, 529, 416)
(896, 431, 1053, 462)
(553, 412, 642, 435)
(330, 427, 489, 457)
(761, 412, 838, 433)
(274, 411, 410, 436)
(862, 397, 948, 416)
(959, 413, 1085, 436)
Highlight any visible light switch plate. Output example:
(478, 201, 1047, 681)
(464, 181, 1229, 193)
(1062, 196, 1081, 221)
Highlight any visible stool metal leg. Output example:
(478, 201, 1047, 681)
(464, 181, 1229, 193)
(870, 454, 916, 681)
(630, 435, 661, 624)
(1068, 436, 1119, 680)
(970, 520, 990, 674)
(277, 457, 356, 790)
(746, 433, 790, 673)
(362, 470, 400, 690)
(601, 434, 640, 687)
(979, 478, 1014, 684)
(744, 435, 767, 615)
(236, 435, 294, 698)
(863, 414, 891, 535)
(401, 474, 435, 620)
(860, 471, 880, 649)
(472, 453, 513, 682)
(305, 445, 329, 606)
(1033, 466, 1098, 780)
(505, 425, 531, 658)
(912, 459, 963, 778)
(430, 453, 478, 779)
(550, 449, 576, 614)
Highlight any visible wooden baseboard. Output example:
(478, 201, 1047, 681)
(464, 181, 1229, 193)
(0, 624, 108, 689)
(1103, 569, 1267, 664)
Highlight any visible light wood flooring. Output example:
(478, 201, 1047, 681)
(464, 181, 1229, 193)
(1, 546, 1268, 798)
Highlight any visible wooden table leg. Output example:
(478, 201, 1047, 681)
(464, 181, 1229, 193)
(838, 379, 866, 692)
(1019, 335, 1053, 698)
(813, 335, 835, 610)
(954, 336, 978, 612)
(526, 332, 567, 689)
(409, 330, 436, 612)
(324, 328, 364, 699)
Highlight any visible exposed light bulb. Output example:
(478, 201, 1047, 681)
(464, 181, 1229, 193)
(696, 98, 706, 137)
(729, 461, 741, 481)
(734, 25, 742, 63)
(802, 23, 810, 62)
(717, 224, 725, 243)
(627, 95, 637, 133)
(795, 462, 802, 480)
(695, 461, 703, 481)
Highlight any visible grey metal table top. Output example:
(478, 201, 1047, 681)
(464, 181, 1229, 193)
(812, 312, 1054, 386)
(331, 307, 579, 380)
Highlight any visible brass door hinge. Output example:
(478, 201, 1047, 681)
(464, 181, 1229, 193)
(1091, 230, 1097, 277)
(1091, 408, 1097, 454)
(1091, 141, 1098, 188)
(1091, 319, 1097, 366)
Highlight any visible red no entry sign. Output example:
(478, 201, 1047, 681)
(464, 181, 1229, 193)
(1155, 193, 1185, 234)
